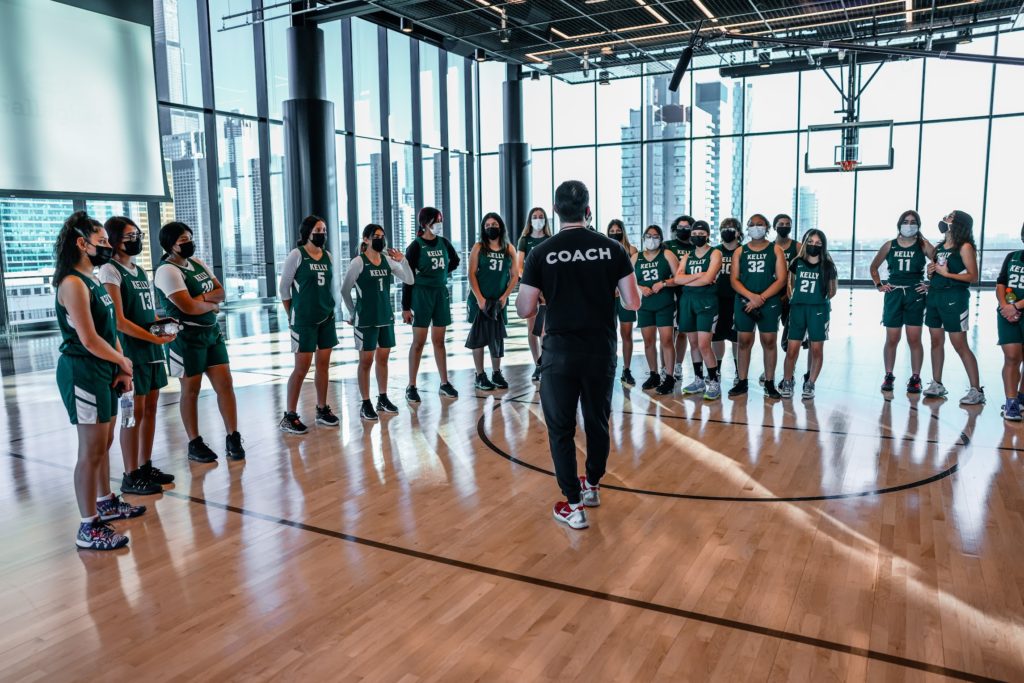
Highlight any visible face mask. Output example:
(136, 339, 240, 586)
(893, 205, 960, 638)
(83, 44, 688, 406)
(776, 225, 791, 238)
(938, 220, 950, 234)
(531, 218, 545, 234)
(721, 229, 737, 243)
(430, 222, 443, 236)
(608, 232, 623, 241)
(643, 237, 661, 251)
(690, 235, 708, 248)
(178, 241, 196, 259)
(748, 225, 767, 240)
(805, 244, 822, 257)
(676, 227, 691, 241)
(484, 227, 500, 241)
(310, 233, 326, 248)
(123, 239, 143, 256)
(87, 243, 113, 267)
(371, 237, 385, 252)
(899, 224, 919, 238)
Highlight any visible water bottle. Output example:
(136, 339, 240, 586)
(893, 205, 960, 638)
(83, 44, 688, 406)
(1006, 288, 1018, 305)
(936, 252, 948, 268)
(149, 319, 183, 336)
(120, 393, 136, 429)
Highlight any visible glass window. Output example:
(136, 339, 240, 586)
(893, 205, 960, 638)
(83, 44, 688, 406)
(155, 0, 204, 107)
(523, 74, 552, 149)
(693, 135, 740, 230)
(529, 149, 552, 219)
(644, 139, 689, 230)
(390, 143, 416, 243)
(0, 198, 73, 325)
(422, 148, 442, 224)
(215, 114, 265, 299)
(923, 36, 995, 120)
(918, 120, 987, 229)
(597, 77, 640, 144)
(323, 21, 346, 131)
(553, 147, 596, 229)
(208, 0, 258, 115)
(799, 67, 845, 128)
(449, 151, 471, 260)
(859, 60, 924, 123)
(479, 61, 507, 153)
(335, 134, 351, 262)
(793, 170, 855, 274)
(480, 154, 499, 216)
(596, 145, 628, 230)
(994, 30, 1024, 116)
(981, 250, 1013, 283)
(745, 72, 797, 133)
(419, 44, 442, 147)
(85, 201, 153, 271)
(263, 3, 288, 120)
(352, 19, 381, 138)
(552, 78, 595, 148)
(160, 107, 214, 265)
(354, 138, 383, 232)
(448, 56, 468, 151)
(982, 116, 1024, 262)
(643, 71, 688, 143)
(387, 32, 413, 143)
(269, 123, 289, 284)
(742, 133, 797, 221)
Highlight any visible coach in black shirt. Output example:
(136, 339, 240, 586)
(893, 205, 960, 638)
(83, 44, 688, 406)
(517, 180, 641, 530)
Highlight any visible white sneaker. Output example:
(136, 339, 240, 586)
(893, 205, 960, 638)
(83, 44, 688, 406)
(778, 378, 794, 398)
(758, 372, 766, 386)
(673, 363, 683, 381)
(579, 476, 600, 507)
(703, 379, 721, 401)
(959, 387, 986, 405)
(552, 501, 588, 529)
(923, 381, 948, 398)
(681, 377, 705, 394)
(802, 380, 815, 400)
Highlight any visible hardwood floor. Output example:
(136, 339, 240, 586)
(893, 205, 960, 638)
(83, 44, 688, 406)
(1, 287, 1022, 681)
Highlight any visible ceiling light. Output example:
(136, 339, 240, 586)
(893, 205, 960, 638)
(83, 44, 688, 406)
(958, 27, 973, 43)
(499, 29, 510, 43)
(400, 17, 413, 33)
(691, 0, 719, 23)
(474, 48, 487, 62)
(904, 0, 913, 24)
(531, 70, 540, 81)
(837, 48, 846, 60)
(758, 51, 770, 68)
(599, 70, 610, 85)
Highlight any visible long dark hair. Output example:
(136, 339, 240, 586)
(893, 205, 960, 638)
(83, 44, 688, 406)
(417, 206, 442, 238)
(896, 209, 924, 247)
(360, 224, 385, 253)
(795, 228, 837, 290)
(480, 212, 508, 249)
(53, 211, 102, 287)
(523, 207, 551, 238)
(297, 214, 325, 246)
(607, 218, 633, 253)
(642, 224, 665, 252)
(159, 221, 193, 261)
(104, 216, 139, 251)
(947, 209, 976, 251)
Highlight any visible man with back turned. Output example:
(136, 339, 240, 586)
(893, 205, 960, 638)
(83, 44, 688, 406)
(517, 180, 641, 530)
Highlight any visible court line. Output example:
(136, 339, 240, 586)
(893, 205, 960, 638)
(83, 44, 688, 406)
(1, 449, 1003, 683)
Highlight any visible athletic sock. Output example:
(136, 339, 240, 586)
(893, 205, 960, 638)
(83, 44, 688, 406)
(81, 515, 98, 524)
(708, 365, 720, 381)
(693, 361, 704, 379)
(96, 492, 114, 503)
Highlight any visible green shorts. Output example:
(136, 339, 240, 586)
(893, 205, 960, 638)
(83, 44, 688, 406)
(467, 297, 508, 324)
(166, 325, 229, 378)
(677, 291, 718, 333)
(787, 303, 830, 342)
(638, 304, 675, 329)
(997, 308, 1024, 345)
(411, 287, 452, 328)
(354, 325, 396, 352)
(133, 361, 168, 396)
(925, 288, 970, 333)
(57, 354, 118, 425)
(882, 286, 925, 328)
(733, 295, 782, 333)
(616, 298, 637, 324)
(290, 316, 339, 353)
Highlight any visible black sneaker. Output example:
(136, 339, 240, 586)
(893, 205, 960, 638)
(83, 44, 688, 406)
(120, 470, 162, 496)
(439, 382, 459, 398)
(187, 437, 218, 463)
(621, 368, 635, 386)
(491, 370, 508, 389)
(475, 373, 496, 391)
(141, 461, 174, 485)
(655, 376, 676, 395)
(360, 399, 379, 422)
(225, 432, 246, 461)
(316, 405, 340, 426)
(279, 411, 309, 435)
(728, 379, 749, 398)
(882, 372, 895, 392)
(906, 374, 922, 394)
(641, 372, 661, 390)
(764, 380, 782, 399)
(406, 385, 421, 403)
(376, 394, 399, 414)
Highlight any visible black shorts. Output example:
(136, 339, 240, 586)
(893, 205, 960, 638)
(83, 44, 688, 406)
(712, 294, 737, 342)
(531, 304, 547, 336)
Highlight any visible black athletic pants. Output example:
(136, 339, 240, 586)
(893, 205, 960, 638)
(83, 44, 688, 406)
(539, 353, 615, 505)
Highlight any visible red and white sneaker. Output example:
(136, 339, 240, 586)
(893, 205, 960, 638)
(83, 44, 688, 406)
(579, 476, 600, 507)
(552, 501, 588, 529)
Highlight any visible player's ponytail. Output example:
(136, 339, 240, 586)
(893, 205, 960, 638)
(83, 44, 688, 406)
(53, 211, 100, 287)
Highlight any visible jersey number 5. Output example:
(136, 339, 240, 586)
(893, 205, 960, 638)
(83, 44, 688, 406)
(317, 272, 325, 286)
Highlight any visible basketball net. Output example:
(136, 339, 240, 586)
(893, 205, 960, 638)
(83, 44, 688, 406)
(838, 159, 858, 172)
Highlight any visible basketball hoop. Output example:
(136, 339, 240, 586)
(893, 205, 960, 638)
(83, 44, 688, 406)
(838, 159, 859, 172)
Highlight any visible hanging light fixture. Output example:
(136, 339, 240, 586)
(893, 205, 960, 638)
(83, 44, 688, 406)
(400, 17, 413, 33)
(474, 48, 487, 62)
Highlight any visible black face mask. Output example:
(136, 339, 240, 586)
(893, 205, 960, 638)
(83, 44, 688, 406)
(720, 229, 737, 243)
(371, 237, 386, 252)
(310, 233, 327, 248)
(805, 244, 822, 257)
(87, 244, 113, 267)
(690, 235, 708, 248)
(484, 227, 500, 241)
(609, 232, 623, 241)
(776, 225, 791, 238)
(177, 241, 196, 259)
(938, 220, 950, 234)
(677, 227, 691, 241)
(123, 239, 143, 256)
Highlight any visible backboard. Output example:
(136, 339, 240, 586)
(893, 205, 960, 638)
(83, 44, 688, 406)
(804, 120, 895, 173)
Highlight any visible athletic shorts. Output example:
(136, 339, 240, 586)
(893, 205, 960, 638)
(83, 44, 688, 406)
(925, 288, 969, 333)
(57, 354, 118, 425)
(787, 303, 830, 342)
(467, 296, 508, 324)
(997, 308, 1024, 345)
(411, 286, 452, 328)
(677, 292, 718, 333)
(713, 295, 737, 342)
(133, 361, 168, 396)
(354, 325, 396, 352)
(166, 326, 229, 378)
(733, 295, 782, 334)
(638, 304, 675, 329)
(616, 298, 637, 324)
(531, 305, 546, 336)
(290, 316, 339, 353)
(882, 287, 926, 328)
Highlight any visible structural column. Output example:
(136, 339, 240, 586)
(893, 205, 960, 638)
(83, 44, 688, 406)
(499, 64, 530, 243)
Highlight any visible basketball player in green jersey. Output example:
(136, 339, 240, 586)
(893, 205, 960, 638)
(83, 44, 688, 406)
(995, 226, 1024, 421)
(100, 217, 176, 496)
(773, 214, 801, 354)
(712, 218, 742, 378)
(517, 207, 551, 381)
(607, 219, 639, 386)
(155, 222, 245, 462)
(342, 224, 415, 421)
(663, 215, 694, 381)
(923, 210, 984, 404)
(402, 207, 461, 402)
(675, 220, 723, 400)
(54, 212, 142, 550)
(468, 212, 519, 391)
(869, 210, 934, 394)
(780, 230, 838, 400)
(634, 225, 679, 394)
(729, 214, 788, 399)
(278, 215, 340, 434)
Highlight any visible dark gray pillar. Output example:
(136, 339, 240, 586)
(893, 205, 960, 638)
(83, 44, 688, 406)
(499, 64, 530, 244)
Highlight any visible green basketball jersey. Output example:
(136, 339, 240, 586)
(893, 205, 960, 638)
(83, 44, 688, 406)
(715, 244, 738, 296)
(288, 247, 335, 326)
(663, 238, 691, 264)
(779, 240, 799, 268)
(790, 258, 828, 305)
(56, 271, 117, 358)
(415, 236, 450, 288)
(156, 258, 218, 326)
(517, 234, 548, 259)
(885, 239, 926, 286)
(930, 243, 970, 291)
(635, 249, 674, 310)
(354, 253, 395, 327)
(738, 243, 778, 295)
(109, 261, 162, 364)
(682, 247, 717, 296)
(474, 245, 512, 299)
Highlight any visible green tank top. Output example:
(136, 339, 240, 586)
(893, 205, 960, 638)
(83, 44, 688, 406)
(110, 261, 162, 364)
(354, 253, 394, 328)
(683, 247, 717, 294)
(473, 244, 512, 300)
(56, 270, 117, 359)
(517, 234, 548, 259)
(635, 249, 674, 310)
(930, 242, 970, 291)
(414, 236, 450, 288)
(715, 244, 738, 296)
(156, 258, 218, 327)
(288, 247, 335, 326)
(663, 238, 691, 264)
(779, 240, 799, 268)
(884, 239, 926, 286)
(790, 258, 828, 305)
(738, 243, 778, 295)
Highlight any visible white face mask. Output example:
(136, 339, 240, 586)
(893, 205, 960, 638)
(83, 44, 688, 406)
(643, 237, 661, 251)
(899, 223, 919, 238)
(531, 218, 545, 234)
(748, 225, 767, 240)
(430, 222, 442, 236)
